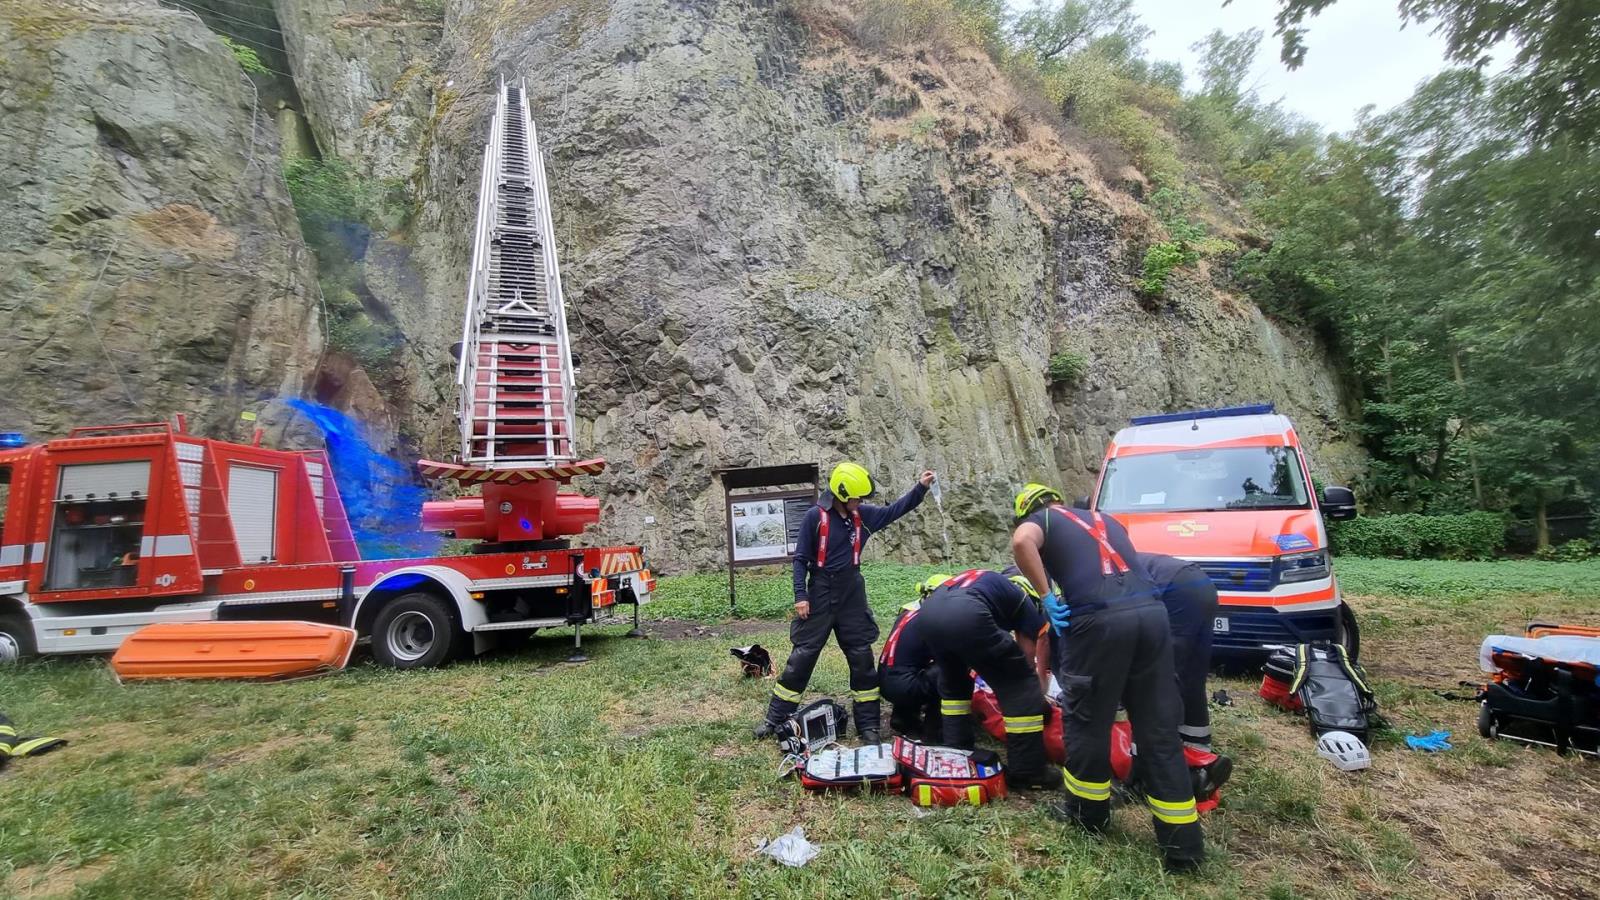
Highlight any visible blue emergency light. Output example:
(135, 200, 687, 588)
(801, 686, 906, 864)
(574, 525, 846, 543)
(0, 432, 27, 448)
(1128, 403, 1276, 426)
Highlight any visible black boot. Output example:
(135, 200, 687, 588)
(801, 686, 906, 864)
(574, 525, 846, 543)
(756, 694, 799, 741)
(1192, 754, 1233, 799)
(1047, 795, 1110, 834)
(1157, 820, 1206, 873)
(853, 699, 882, 745)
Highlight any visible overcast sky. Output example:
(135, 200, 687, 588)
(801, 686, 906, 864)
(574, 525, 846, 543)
(1128, 0, 1457, 133)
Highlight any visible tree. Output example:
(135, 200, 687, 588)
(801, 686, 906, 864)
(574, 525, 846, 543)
(1192, 28, 1263, 111)
(1265, 0, 1600, 147)
(1012, 0, 1150, 64)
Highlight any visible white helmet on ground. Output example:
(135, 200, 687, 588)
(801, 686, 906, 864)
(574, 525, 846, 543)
(1316, 730, 1371, 772)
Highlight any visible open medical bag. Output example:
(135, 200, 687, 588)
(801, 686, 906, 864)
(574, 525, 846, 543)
(798, 743, 903, 792)
(891, 737, 1007, 807)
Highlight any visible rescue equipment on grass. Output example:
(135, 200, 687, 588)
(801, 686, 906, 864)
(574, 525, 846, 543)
(110, 621, 357, 682)
(773, 697, 848, 758)
(798, 743, 902, 792)
(1476, 622, 1600, 757)
(1316, 730, 1371, 771)
(1261, 642, 1378, 741)
(731, 644, 773, 677)
(892, 736, 1008, 807)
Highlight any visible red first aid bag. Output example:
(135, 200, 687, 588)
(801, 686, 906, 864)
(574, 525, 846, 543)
(891, 737, 1007, 807)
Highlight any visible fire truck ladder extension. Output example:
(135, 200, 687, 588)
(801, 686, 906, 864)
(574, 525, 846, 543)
(455, 78, 579, 469)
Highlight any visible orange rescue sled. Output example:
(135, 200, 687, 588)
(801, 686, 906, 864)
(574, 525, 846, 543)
(111, 621, 357, 682)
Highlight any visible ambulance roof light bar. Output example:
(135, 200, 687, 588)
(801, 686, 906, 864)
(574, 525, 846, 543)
(1128, 403, 1277, 426)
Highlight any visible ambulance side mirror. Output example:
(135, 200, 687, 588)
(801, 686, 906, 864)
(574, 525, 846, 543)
(1072, 495, 1090, 510)
(1321, 486, 1357, 521)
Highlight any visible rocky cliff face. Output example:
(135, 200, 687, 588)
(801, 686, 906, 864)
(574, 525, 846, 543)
(0, 0, 323, 442)
(2, 0, 1362, 570)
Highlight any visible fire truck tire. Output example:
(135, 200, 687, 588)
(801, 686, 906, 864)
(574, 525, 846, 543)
(0, 613, 37, 664)
(371, 593, 461, 669)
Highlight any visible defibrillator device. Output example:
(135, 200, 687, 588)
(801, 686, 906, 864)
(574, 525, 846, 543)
(774, 698, 848, 758)
(891, 737, 1008, 807)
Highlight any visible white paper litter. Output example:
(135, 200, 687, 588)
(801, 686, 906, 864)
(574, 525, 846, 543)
(758, 825, 820, 867)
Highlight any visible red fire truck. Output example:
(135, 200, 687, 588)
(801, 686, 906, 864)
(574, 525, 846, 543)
(0, 80, 655, 667)
(0, 423, 651, 668)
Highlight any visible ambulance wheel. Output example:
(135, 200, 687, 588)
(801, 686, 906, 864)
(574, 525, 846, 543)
(0, 613, 36, 664)
(1477, 703, 1496, 739)
(372, 593, 461, 669)
(1336, 602, 1361, 662)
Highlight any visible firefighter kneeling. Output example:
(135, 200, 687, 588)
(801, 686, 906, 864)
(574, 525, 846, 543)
(879, 574, 950, 740)
(918, 569, 1063, 792)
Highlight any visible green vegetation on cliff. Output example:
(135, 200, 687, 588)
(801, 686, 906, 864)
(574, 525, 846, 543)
(831, 0, 1598, 550)
(283, 158, 411, 373)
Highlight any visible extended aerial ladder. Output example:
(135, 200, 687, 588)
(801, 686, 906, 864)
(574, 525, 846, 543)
(419, 79, 606, 546)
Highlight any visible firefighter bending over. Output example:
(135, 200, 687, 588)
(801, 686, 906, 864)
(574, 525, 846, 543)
(755, 462, 934, 744)
(918, 569, 1064, 791)
(1140, 552, 1221, 752)
(1011, 483, 1205, 873)
(879, 574, 951, 740)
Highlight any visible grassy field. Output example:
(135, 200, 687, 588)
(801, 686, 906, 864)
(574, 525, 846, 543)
(4, 559, 1600, 898)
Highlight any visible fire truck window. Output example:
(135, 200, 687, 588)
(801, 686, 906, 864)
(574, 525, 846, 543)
(46, 461, 151, 591)
(0, 466, 10, 539)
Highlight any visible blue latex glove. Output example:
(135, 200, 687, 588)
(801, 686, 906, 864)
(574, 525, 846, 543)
(1405, 730, 1453, 752)
(1042, 590, 1071, 631)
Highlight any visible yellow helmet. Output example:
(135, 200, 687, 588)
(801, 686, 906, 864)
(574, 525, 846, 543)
(1014, 482, 1063, 521)
(829, 462, 875, 503)
(917, 573, 954, 598)
(1007, 574, 1040, 600)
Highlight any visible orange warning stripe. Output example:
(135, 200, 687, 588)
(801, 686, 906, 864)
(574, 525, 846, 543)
(417, 458, 608, 484)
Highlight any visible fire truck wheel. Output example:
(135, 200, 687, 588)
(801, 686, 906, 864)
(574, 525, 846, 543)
(0, 613, 36, 664)
(372, 593, 460, 669)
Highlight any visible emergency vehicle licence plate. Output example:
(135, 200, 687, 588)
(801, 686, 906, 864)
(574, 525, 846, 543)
(1213, 617, 1229, 633)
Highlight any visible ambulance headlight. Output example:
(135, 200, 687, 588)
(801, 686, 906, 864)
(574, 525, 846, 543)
(1277, 549, 1329, 583)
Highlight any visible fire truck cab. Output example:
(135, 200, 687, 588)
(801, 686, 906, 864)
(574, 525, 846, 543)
(1085, 404, 1360, 659)
(0, 424, 653, 666)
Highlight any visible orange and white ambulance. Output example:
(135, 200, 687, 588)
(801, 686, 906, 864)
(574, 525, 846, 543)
(1084, 404, 1360, 658)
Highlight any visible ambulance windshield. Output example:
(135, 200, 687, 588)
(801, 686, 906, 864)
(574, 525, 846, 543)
(1096, 446, 1311, 513)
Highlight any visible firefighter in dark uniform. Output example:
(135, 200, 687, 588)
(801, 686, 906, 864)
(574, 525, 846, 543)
(1011, 483, 1205, 872)
(1140, 552, 1221, 752)
(755, 462, 935, 743)
(879, 574, 951, 739)
(918, 569, 1064, 791)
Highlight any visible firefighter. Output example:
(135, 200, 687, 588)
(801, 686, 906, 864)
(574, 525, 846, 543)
(879, 573, 950, 739)
(918, 568, 1063, 791)
(755, 463, 935, 744)
(1011, 483, 1205, 872)
(1140, 552, 1220, 752)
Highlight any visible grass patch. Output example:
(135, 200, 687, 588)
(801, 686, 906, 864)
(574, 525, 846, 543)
(4, 560, 1599, 897)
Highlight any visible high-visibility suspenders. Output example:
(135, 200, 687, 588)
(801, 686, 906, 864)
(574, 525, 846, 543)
(880, 603, 920, 666)
(1052, 505, 1131, 576)
(815, 506, 864, 567)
